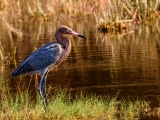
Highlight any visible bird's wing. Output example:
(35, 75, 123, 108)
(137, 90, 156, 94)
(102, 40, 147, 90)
(12, 43, 64, 76)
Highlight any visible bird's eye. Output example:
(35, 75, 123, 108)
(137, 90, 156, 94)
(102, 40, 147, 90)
(66, 29, 70, 33)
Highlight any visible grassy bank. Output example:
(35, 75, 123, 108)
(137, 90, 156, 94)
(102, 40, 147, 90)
(0, 78, 159, 119)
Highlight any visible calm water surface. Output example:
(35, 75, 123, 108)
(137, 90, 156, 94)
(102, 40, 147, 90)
(2, 20, 160, 110)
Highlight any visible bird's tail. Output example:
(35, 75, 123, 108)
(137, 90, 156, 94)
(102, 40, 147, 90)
(11, 69, 20, 76)
(11, 62, 30, 76)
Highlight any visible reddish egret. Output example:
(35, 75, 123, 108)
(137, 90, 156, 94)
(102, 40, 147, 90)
(11, 26, 87, 108)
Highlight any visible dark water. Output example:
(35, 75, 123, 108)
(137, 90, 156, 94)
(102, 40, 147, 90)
(1, 19, 160, 119)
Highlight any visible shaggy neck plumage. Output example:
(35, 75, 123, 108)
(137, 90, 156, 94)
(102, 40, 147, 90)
(55, 31, 70, 48)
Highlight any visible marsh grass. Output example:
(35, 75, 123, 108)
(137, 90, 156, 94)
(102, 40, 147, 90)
(94, 0, 160, 33)
(0, 78, 159, 119)
(2, 0, 159, 21)
(0, 0, 159, 34)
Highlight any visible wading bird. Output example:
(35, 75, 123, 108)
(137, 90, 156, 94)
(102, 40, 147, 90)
(11, 26, 87, 108)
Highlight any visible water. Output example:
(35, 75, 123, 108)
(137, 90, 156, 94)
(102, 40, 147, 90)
(1, 19, 160, 116)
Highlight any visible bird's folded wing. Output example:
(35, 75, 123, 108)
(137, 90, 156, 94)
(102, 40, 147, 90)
(12, 43, 63, 76)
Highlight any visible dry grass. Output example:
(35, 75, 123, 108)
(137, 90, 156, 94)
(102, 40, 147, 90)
(0, 0, 159, 21)
(0, 0, 159, 33)
(94, 0, 160, 32)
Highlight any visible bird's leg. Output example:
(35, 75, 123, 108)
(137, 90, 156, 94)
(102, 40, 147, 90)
(42, 71, 49, 106)
(38, 73, 46, 108)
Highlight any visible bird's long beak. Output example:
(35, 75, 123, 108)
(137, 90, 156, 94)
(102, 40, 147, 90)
(78, 34, 87, 39)
(71, 31, 87, 39)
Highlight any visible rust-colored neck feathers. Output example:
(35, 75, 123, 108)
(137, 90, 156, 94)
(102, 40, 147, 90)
(55, 27, 71, 49)
(54, 26, 72, 65)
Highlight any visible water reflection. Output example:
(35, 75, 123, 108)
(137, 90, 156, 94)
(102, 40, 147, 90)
(1, 19, 160, 108)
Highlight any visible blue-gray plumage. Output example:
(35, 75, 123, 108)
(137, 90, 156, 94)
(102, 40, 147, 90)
(11, 26, 87, 108)
(12, 42, 62, 75)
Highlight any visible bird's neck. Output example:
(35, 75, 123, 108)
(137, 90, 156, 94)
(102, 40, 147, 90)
(55, 33, 70, 48)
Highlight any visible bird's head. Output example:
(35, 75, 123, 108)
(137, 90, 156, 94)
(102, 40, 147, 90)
(59, 26, 87, 39)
